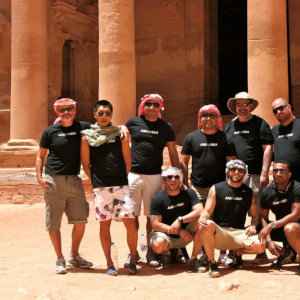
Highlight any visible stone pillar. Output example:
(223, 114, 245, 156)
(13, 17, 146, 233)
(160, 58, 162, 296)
(248, 0, 289, 126)
(98, 0, 136, 124)
(10, 0, 48, 145)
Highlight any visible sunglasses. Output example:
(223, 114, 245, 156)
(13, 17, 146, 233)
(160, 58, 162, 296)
(144, 102, 160, 108)
(229, 167, 245, 173)
(164, 175, 180, 180)
(272, 105, 287, 114)
(57, 106, 75, 113)
(273, 168, 289, 174)
(201, 113, 217, 119)
(97, 111, 112, 117)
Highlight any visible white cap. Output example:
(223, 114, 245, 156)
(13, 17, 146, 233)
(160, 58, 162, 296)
(161, 167, 183, 182)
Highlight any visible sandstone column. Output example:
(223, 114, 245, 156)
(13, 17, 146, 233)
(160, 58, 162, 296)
(98, 0, 136, 124)
(248, 0, 289, 126)
(10, 0, 48, 145)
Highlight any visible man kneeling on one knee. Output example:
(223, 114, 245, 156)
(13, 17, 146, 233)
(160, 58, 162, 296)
(199, 160, 265, 275)
(149, 167, 203, 271)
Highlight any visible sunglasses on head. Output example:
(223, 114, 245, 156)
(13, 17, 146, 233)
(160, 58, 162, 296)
(144, 102, 160, 108)
(57, 106, 75, 113)
(164, 175, 180, 180)
(97, 111, 112, 117)
(272, 105, 287, 114)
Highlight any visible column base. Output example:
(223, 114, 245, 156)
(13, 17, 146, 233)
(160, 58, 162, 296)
(0, 139, 38, 168)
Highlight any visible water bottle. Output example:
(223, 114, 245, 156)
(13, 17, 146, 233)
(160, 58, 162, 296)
(111, 242, 119, 270)
(139, 233, 148, 260)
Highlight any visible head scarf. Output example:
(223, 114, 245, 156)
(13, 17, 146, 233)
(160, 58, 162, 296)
(53, 98, 76, 124)
(138, 94, 165, 118)
(225, 159, 248, 177)
(197, 104, 224, 131)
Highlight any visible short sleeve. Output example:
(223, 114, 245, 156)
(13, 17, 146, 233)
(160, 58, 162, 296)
(186, 189, 201, 206)
(150, 192, 164, 215)
(259, 119, 274, 145)
(181, 134, 192, 155)
(39, 129, 50, 149)
(259, 187, 271, 209)
(165, 122, 176, 142)
(292, 182, 300, 203)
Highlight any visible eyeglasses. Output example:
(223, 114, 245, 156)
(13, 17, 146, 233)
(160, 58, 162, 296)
(272, 105, 287, 114)
(164, 175, 180, 180)
(201, 113, 217, 119)
(229, 167, 245, 173)
(57, 106, 75, 113)
(144, 102, 160, 108)
(273, 168, 289, 174)
(97, 111, 112, 117)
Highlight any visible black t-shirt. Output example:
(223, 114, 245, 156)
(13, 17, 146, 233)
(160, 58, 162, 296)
(213, 181, 253, 229)
(126, 116, 176, 174)
(40, 121, 90, 175)
(272, 118, 300, 181)
(225, 115, 273, 174)
(260, 180, 300, 220)
(89, 136, 128, 188)
(182, 129, 236, 187)
(151, 189, 200, 237)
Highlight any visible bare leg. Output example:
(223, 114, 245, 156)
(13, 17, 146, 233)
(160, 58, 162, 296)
(71, 223, 85, 257)
(123, 218, 138, 258)
(99, 220, 114, 267)
(200, 221, 216, 262)
(191, 227, 202, 259)
(49, 230, 63, 259)
(146, 216, 152, 244)
(284, 223, 300, 254)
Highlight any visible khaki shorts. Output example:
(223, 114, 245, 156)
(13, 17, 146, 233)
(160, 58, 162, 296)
(214, 225, 262, 252)
(152, 222, 198, 249)
(44, 175, 89, 231)
(128, 172, 161, 216)
(93, 186, 135, 221)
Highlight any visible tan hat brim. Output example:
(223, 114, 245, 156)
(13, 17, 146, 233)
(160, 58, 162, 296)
(227, 98, 258, 114)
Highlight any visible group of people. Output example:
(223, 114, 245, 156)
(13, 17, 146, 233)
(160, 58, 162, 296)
(35, 91, 300, 278)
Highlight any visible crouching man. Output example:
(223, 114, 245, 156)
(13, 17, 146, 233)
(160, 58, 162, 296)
(199, 160, 265, 277)
(149, 167, 203, 271)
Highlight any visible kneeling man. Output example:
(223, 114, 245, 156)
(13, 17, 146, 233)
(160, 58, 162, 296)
(150, 167, 203, 272)
(200, 160, 265, 274)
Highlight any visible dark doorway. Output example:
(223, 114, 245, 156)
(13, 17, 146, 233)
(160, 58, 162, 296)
(61, 40, 75, 98)
(218, 0, 248, 113)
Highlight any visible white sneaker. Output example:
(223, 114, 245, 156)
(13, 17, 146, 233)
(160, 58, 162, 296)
(218, 253, 233, 266)
(68, 255, 93, 269)
(56, 258, 67, 274)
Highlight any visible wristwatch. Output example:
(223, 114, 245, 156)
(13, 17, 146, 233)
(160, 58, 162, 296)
(177, 216, 184, 224)
(270, 222, 277, 230)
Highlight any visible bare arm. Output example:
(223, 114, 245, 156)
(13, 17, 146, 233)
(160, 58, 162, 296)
(260, 144, 272, 187)
(121, 133, 132, 174)
(245, 194, 258, 235)
(201, 185, 216, 220)
(166, 141, 180, 168)
(80, 136, 91, 183)
(180, 154, 190, 186)
(150, 215, 174, 234)
(35, 147, 48, 189)
(272, 202, 300, 229)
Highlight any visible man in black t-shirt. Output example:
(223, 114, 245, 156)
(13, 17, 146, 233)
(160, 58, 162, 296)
(126, 94, 180, 266)
(36, 98, 92, 274)
(81, 100, 138, 275)
(225, 91, 273, 192)
(272, 98, 300, 181)
(259, 161, 300, 272)
(199, 160, 265, 272)
(150, 167, 206, 273)
(181, 104, 236, 202)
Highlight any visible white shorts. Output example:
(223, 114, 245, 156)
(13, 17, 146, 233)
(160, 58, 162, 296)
(128, 172, 161, 216)
(93, 186, 135, 222)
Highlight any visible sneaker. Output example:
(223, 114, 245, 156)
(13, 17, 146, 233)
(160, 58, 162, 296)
(56, 258, 67, 275)
(198, 253, 209, 272)
(124, 254, 137, 275)
(189, 258, 199, 272)
(106, 266, 118, 276)
(253, 252, 269, 264)
(227, 254, 243, 269)
(68, 255, 93, 269)
(208, 261, 221, 278)
(272, 246, 296, 268)
(218, 252, 233, 266)
(146, 250, 160, 267)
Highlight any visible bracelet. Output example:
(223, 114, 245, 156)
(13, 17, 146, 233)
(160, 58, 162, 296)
(270, 222, 277, 230)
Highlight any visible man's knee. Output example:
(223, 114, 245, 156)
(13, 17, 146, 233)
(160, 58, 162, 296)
(200, 220, 216, 235)
(284, 223, 300, 237)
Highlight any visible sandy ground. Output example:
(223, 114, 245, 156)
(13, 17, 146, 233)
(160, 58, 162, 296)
(1, 203, 300, 300)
